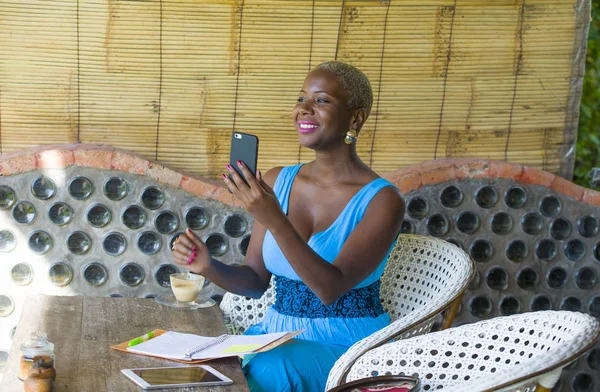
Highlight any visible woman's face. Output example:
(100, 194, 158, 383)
(292, 69, 353, 150)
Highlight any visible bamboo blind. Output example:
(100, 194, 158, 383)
(0, 0, 591, 179)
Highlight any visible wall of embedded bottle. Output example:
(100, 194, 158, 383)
(401, 179, 600, 392)
(1, 160, 600, 391)
(0, 167, 251, 363)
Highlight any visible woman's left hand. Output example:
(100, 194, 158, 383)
(223, 161, 284, 230)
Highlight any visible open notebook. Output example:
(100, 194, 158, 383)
(112, 329, 300, 364)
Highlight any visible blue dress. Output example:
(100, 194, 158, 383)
(243, 164, 398, 392)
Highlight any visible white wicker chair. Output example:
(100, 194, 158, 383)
(220, 277, 276, 335)
(325, 235, 474, 389)
(338, 311, 600, 392)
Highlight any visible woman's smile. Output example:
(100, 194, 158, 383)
(297, 121, 319, 134)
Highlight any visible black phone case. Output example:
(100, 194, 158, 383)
(229, 132, 259, 183)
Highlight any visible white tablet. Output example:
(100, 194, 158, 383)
(121, 365, 233, 390)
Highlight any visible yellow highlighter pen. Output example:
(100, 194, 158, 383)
(128, 331, 155, 347)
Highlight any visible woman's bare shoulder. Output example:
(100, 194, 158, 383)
(262, 166, 284, 187)
(369, 185, 405, 218)
(377, 184, 404, 203)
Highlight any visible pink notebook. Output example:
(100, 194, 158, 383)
(349, 383, 415, 392)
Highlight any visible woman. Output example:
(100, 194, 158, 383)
(172, 61, 405, 391)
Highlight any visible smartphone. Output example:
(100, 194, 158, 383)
(121, 365, 233, 390)
(229, 132, 259, 185)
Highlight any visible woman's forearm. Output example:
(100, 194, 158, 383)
(199, 258, 269, 298)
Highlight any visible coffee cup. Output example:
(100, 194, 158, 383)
(170, 273, 205, 303)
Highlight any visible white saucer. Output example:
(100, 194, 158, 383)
(155, 294, 216, 310)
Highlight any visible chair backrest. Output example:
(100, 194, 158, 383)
(220, 277, 276, 333)
(343, 311, 600, 392)
(326, 235, 474, 389)
(380, 235, 474, 324)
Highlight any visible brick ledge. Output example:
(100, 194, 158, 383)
(1, 146, 599, 208)
(0, 144, 241, 208)
(383, 158, 600, 206)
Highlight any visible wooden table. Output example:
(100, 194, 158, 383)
(1, 295, 250, 392)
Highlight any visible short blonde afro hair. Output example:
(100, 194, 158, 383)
(314, 61, 373, 116)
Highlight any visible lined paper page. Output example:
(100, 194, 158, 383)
(127, 331, 213, 360)
(126, 331, 288, 360)
(191, 332, 287, 359)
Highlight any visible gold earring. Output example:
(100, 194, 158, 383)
(344, 129, 358, 145)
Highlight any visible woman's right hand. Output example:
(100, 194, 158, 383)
(171, 228, 212, 274)
(223, 163, 284, 231)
